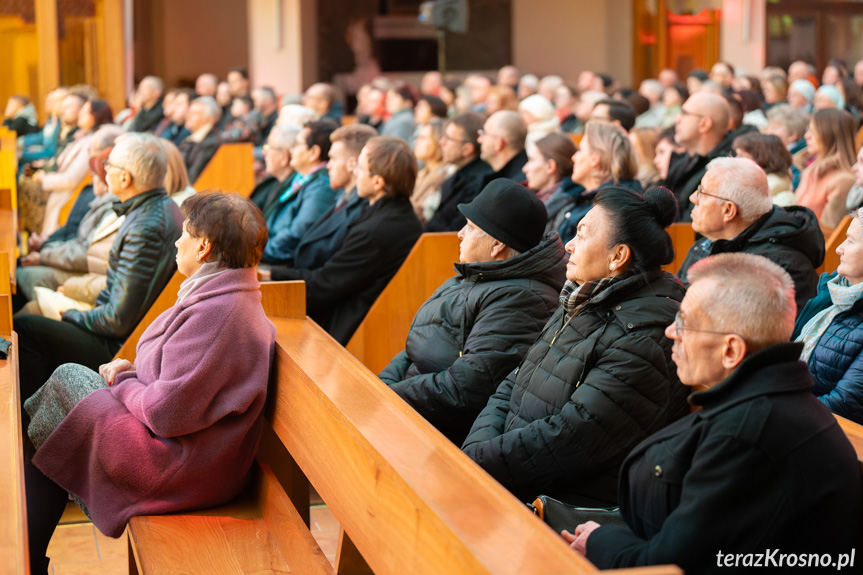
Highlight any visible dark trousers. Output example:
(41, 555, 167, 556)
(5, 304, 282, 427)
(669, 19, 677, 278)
(24, 435, 68, 574)
(15, 314, 120, 409)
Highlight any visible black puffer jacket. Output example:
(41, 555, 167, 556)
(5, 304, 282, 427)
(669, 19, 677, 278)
(677, 205, 825, 313)
(379, 235, 567, 444)
(62, 188, 183, 343)
(462, 270, 689, 505)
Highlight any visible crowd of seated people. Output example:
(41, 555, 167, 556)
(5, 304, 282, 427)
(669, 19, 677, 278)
(7, 55, 863, 574)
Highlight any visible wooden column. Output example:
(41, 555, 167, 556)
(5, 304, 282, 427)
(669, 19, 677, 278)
(100, 0, 127, 115)
(35, 0, 59, 122)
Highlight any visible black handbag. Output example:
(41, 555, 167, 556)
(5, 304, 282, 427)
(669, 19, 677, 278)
(529, 495, 627, 534)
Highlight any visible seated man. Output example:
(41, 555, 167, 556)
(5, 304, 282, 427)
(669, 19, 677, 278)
(478, 111, 528, 188)
(127, 76, 165, 134)
(15, 133, 184, 404)
(664, 92, 732, 221)
(260, 119, 338, 265)
(249, 124, 299, 218)
(271, 123, 378, 274)
(677, 157, 824, 312)
(275, 136, 422, 344)
(178, 96, 222, 183)
(424, 112, 493, 232)
(570, 253, 861, 573)
(379, 179, 566, 445)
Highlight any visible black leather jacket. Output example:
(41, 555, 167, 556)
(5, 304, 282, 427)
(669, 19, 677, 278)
(62, 188, 183, 342)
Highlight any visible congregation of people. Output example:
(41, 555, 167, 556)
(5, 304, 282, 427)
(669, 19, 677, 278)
(7, 55, 863, 574)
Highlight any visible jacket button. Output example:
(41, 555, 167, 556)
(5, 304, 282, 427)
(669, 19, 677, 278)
(615, 305, 622, 310)
(627, 323, 634, 329)
(654, 465, 662, 477)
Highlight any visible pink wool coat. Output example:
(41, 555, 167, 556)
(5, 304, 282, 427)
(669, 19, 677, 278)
(33, 267, 277, 537)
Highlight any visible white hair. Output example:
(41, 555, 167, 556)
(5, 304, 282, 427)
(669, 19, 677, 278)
(539, 75, 564, 92)
(278, 104, 317, 129)
(705, 157, 774, 223)
(639, 79, 663, 100)
(112, 132, 168, 191)
(687, 253, 796, 349)
(191, 96, 222, 123)
(767, 104, 810, 140)
(268, 124, 300, 150)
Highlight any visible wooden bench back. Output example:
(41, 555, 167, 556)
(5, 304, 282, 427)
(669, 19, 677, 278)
(817, 215, 853, 276)
(113, 271, 185, 363)
(268, 314, 681, 574)
(346, 232, 461, 374)
(0, 254, 11, 336)
(0, 333, 26, 575)
(663, 222, 695, 275)
(193, 142, 255, 197)
(0, 189, 15, 294)
(836, 415, 863, 476)
(57, 173, 92, 227)
(0, 150, 18, 209)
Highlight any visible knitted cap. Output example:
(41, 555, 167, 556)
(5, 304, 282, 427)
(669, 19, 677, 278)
(790, 79, 815, 103)
(458, 178, 548, 253)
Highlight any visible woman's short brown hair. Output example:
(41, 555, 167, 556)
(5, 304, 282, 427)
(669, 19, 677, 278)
(181, 192, 268, 268)
(365, 136, 418, 199)
(732, 132, 792, 175)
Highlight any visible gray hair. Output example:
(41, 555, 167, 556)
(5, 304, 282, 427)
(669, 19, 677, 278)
(687, 253, 796, 349)
(112, 133, 168, 191)
(470, 225, 521, 260)
(192, 96, 222, 123)
(92, 125, 125, 150)
(268, 124, 300, 150)
(639, 79, 663, 100)
(140, 75, 165, 94)
(490, 110, 527, 150)
(767, 104, 810, 140)
(705, 157, 773, 223)
(539, 75, 564, 92)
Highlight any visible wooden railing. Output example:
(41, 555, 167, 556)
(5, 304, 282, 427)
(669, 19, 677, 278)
(818, 215, 852, 276)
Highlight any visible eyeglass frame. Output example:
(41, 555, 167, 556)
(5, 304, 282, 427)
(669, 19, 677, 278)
(103, 160, 131, 176)
(695, 185, 736, 205)
(672, 311, 740, 338)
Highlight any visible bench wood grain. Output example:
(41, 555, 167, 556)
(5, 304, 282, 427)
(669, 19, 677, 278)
(193, 143, 256, 197)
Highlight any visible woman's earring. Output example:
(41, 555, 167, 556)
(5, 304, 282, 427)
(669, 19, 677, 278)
(196, 256, 201, 264)
(609, 263, 615, 271)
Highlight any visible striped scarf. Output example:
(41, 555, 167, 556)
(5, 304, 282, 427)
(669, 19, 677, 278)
(559, 272, 633, 316)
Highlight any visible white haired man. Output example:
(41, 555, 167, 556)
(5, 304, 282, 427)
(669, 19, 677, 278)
(677, 157, 824, 312)
(567, 252, 861, 574)
(178, 96, 222, 183)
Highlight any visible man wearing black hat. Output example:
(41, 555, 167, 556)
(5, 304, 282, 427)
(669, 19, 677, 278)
(379, 179, 567, 445)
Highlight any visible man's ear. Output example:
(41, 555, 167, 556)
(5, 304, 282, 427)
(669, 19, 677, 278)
(489, 239, 508, 259)
(347, 156, 358, 172)
(722, 335, 747, 370)
(721, 200, 739, 223)
(308, 144, 322, 163)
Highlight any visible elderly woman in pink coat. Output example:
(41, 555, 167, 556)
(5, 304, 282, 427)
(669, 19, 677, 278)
(23, 192, 277, 574)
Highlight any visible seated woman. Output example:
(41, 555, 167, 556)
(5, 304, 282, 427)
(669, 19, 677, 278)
(732, 132, 797, 207)
(462, 186, 690, 507)
(410, 118, 448, 224)
(520, 132, 579, 234)
(557, 120, 640, 244)
(23, 192, 276, 573)
(793, 209, 863, 424)
(796, 108, 856, 228)
(30, 98, 113, 236)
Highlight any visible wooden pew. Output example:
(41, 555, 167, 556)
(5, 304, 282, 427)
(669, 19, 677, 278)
(0, 266, 27, 573)
(0, 190, 16, 293)
(817, 215, 853, 276)
(346, 232, 461, 374)
(193, 142, 255, 197)
(0, 150, 18, 209)
(127, 280, 680, 575)
(113, 271, 184, 363)
(663, 222, 695, 275)
(57, 174, 92, 228)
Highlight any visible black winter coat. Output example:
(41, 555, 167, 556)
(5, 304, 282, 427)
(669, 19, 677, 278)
(379, 235, 567, 445)
(462, 270, 689, 505)
(587, 343, 861, 574)
(62, 189, 183, 344)
(179, 130, 221, 184)
(277, 196, 421, 345)
(677, 205, 825, 313)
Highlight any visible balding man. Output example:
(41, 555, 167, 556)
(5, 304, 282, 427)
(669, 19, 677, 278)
(709, 61, 735, 92)
(179, 96, 222, 183)
(658, 68, 678, 88)
(128, 76, 165, 133)
(634, 79, 665, 128)
(16, 133, 183, 403)
(195, 73, 218, 98)
(677, 157, 824, 311)
(251, 87, 279, 144)
(664, 91, 733, 220)
(302, 83, 340, 122)
(479, 110, 528, 187)
(420, 71, 443, 96)
(497, 65, 520, 90)
(572, 252, 861, 573)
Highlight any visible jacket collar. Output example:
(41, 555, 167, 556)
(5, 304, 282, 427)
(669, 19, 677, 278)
(690, 342, 812, 416)
(113, 188, 168, 217)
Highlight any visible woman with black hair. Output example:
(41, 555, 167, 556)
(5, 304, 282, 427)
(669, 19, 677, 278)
(462, 186, 690, 508)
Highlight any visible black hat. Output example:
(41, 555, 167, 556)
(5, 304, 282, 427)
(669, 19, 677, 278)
(457, 178, 548, 253)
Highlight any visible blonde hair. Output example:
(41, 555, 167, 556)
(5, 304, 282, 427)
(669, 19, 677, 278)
(585, 120, 638, 183)
(161, 139, 190, 195)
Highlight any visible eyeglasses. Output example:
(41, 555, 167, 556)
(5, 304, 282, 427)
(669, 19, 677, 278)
(673, 312, 739, 338)
(695, 185, 736, 204)
(103, 160, 130, 175)
(477, 129, 501, 139)
(263, 144, 289, 152)
(679, 108, 704, 118)
(440, 134, 467, 145)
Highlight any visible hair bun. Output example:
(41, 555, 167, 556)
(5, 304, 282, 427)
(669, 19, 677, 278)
(643, 186, 678, 228)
